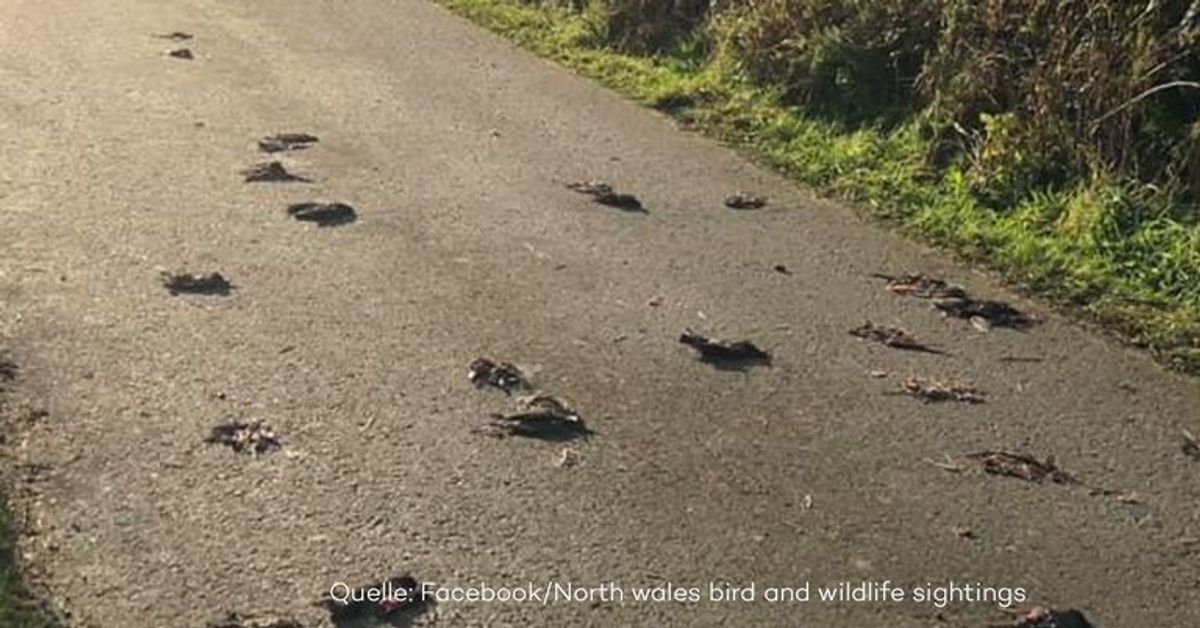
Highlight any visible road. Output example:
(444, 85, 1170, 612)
(0, 1, 1198, 626)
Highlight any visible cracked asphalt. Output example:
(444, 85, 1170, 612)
(1, 0, 1198, 626)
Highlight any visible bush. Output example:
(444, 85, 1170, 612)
(601, 0, 713, 53)
(525, 0, 712, 53)
(711, 0, 938, 126)
(699, 0, 1200, 203)
(923, 0, 1200, 202)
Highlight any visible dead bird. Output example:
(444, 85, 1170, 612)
(934, 296, 1033, 329)
(873, 272, 1033, 329)
(154, 31, 194, 41)
(872, 272, 967, 300)
(679, 329, 771, 366)
(900, 377, 984, 403)
(286, 202, 357, 227)
(468, 357, 526, 394)
(258, 132, 319, 153)
(1183, 430, 1200, 460)
(320, 575, 428, 624)
(161, 271, 232, 296)
(241, 161, 310, 183)
(204, 421, 281, 455)
(962, 451, 1074, 484)
(566, 180, 645, 212)
(482, 394, 591, 441)
(849, 322, 944, 354)
(167, 48, 194, 60)
(517, 392, 577, 416)
(567, 180, 612, 196)
(483, 411, 591, 441)
(206, 612, 303, 628)
(724, 191, 767, 210)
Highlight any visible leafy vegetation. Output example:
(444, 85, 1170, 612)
(438, 0, 1200, 372)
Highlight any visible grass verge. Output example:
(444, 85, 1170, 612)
(435, 0, 1200, 374)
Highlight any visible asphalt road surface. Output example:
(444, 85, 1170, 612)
(1, 1, 1198, 626)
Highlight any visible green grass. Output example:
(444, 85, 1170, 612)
(436, 0, 1200, 374)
